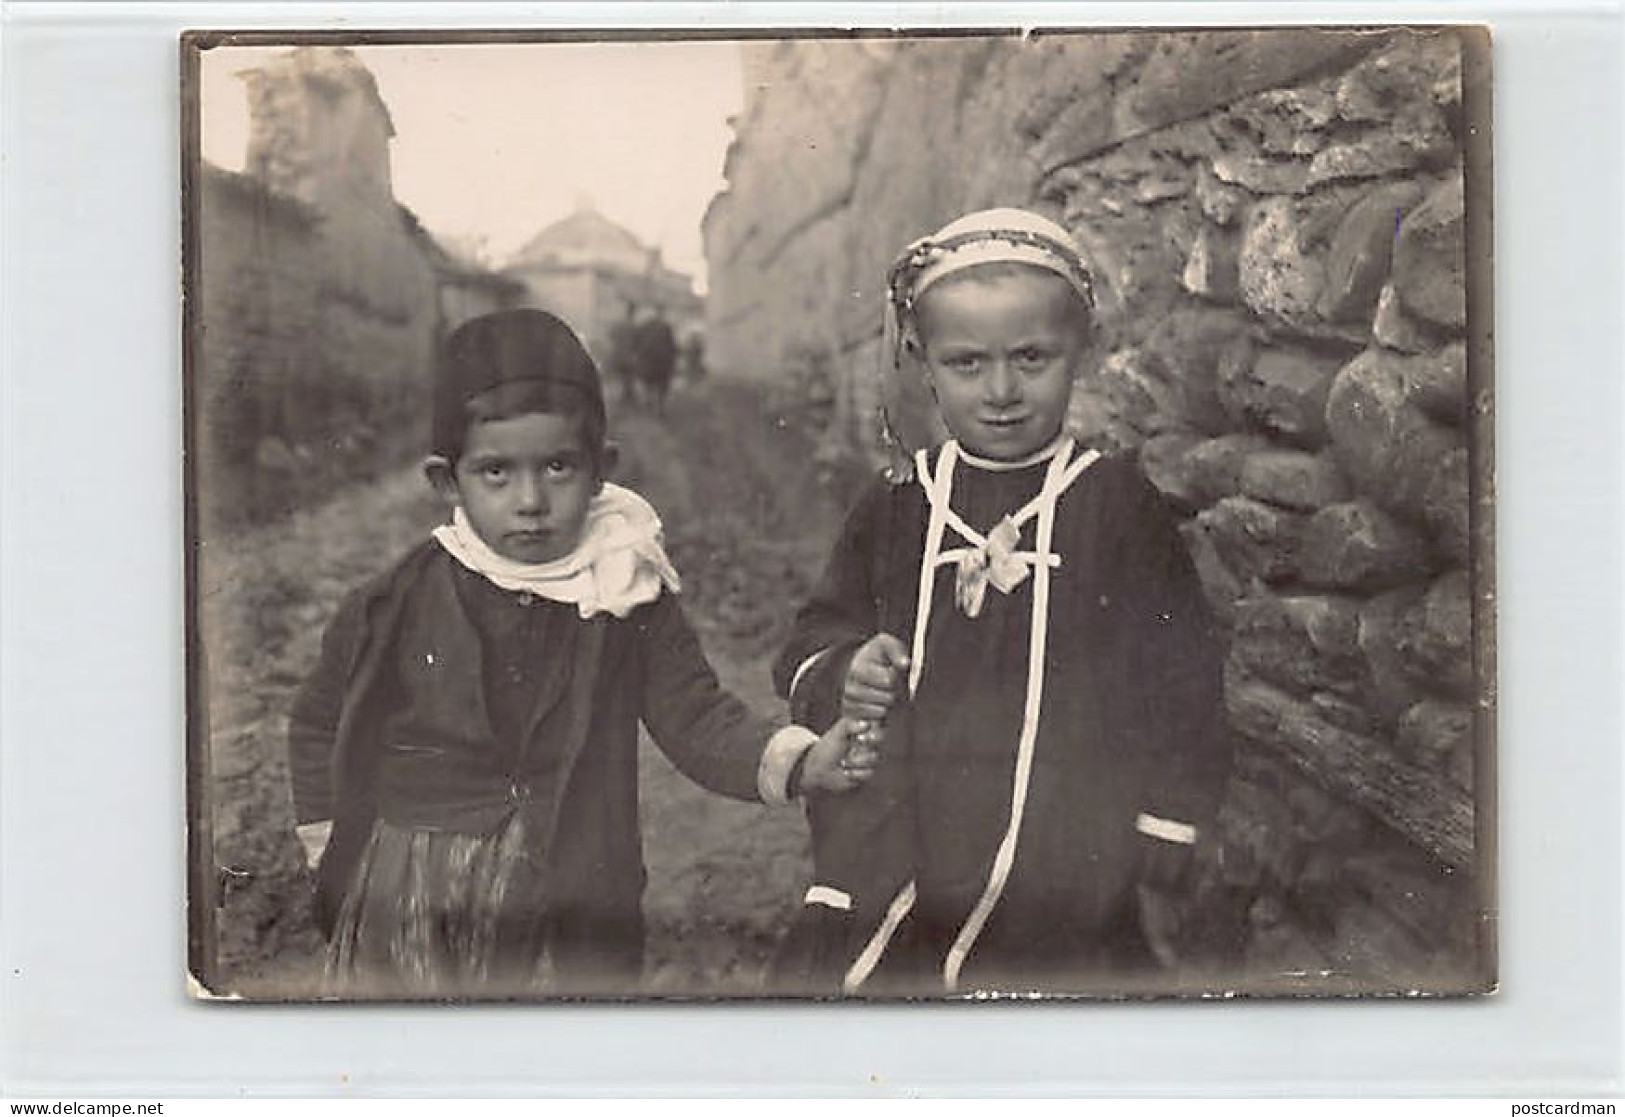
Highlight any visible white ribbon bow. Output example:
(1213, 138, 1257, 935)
(953, 515, 1030, 618)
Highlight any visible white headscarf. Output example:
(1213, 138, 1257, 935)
(431, 483, 681, 619)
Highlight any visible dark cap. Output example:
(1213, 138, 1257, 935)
(432, 307, 604, 458)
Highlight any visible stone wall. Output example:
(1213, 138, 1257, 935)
(195, 48, 499, 530)
(705, 28, 1487, 989)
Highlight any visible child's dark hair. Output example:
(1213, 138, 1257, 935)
(432, 308, 607, 465)
(447, 379, 607, 467)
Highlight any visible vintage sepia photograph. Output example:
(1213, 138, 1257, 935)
(184, 26, 1493, 1002)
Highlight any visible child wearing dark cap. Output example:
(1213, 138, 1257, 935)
(772, 209, 1232, 996)
(288, 307, 869, 998)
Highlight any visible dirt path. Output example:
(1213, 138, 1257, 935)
(200, 381, 852, 997)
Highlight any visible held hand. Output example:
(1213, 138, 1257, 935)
(841, 633, 911, 723)
(798, 718, 880, 796)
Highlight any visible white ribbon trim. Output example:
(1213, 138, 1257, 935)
(942, 440, 1076, 989)
(843, 881, 917, 994)
(787, 648, 833, 705)
(840, 439, 1101, 991)
(1136, 812, 1198, 845)
(804, 885, 853, 911)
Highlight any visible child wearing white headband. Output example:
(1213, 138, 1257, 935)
(772, 208, 1233, 995)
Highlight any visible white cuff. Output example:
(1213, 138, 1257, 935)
(757, 725, 819, 806)
(788, 648, 833, 704)
(804, 884, 853, 911)
(1135, 812, 1197, 845)
(296, 819, 334, 869)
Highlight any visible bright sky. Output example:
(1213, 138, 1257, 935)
(199, 42, 746, 287)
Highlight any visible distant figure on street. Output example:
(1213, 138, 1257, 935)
(607, 309, 641, 407)
(632, 313, 679, 415)
(680, 333, 708, 387)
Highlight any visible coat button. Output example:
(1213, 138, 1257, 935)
(509, 781, 531, 802)
(518, 592, 538, 607)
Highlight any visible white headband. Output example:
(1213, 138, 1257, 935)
(886, 207, 1096, 320)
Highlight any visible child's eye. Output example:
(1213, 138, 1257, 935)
(1013, 348, 1052, 371)
(480, 464, 508, 484)
(941, 354, 980, 374)
(546, 458, 578, 478)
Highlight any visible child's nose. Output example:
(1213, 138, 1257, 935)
(514, 473, 549, 514)
(985, 360, 1021, 405)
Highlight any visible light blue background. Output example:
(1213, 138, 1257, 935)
(1, 1, 1620, 1097)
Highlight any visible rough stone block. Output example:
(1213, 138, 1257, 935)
(1336, 31, 1463, 124)
(1031, 90, 1116, 175)
(1179, 432, 1274, 506)
(1231, 85, 1340, 157)
(1225, 661, 1475, 871)
(1423, 446, 1471, 565)
(1141, 430, 1208, 510)
(1142, 307, 1254, 434)
(1134, 171, 1192, 204)
(1240, 449, 1352, 511)
(1397, 569, 1475, 699)
(1194, 161, 1249, 226)
(1182, 520, 1244, 623)
(1301, 500, 1434, 591)
(1210, 152, 1311, 196)
(1232, 592, 1364, 693)
(1239, 196, 1327, 327)
(1013, 34, 1155, 139)
(1081, 346, 1191, 444)
(1392, 176, 1467, 330)
(1358, 586, 1427, 723)
(1371, 281, 1434, 353)
(1116, 29, 1371, 144)
(1317, 182, 1427, 323)
(1220, 344, 1341, 447)
(1410, 341, 1468, 426)
(1395, 699, 1473, 772)
(1306, 98, 1454, 188)
(1309, 690, 1386, 736)
(1181, 225, 1240, 301)
(1196, 496, 1306, 585)
(1324, 347, 1464, 525)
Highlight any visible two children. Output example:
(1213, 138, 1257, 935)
(288, 206, 1230, 999)
(772, 208, 1232, 995)
(287, 308, 868, 997)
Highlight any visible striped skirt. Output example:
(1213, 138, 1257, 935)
(322, 812, 555, 999)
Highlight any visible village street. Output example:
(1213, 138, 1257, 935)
(201, 382, 851, 997)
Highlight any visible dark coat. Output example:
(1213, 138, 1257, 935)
(772, 448, 1232, 993)
(289, 542, 772, 979)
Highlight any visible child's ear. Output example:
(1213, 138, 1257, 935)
(422, 455, 460, 505)
(598, 440, 621, 486)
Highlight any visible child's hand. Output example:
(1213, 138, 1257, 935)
(799, 718, 880, 796)
(842, 633, 910, 723)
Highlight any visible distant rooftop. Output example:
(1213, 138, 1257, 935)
(508, 204, 671, 278)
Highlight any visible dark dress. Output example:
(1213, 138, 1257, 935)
(772, 440, 1231, 996)
(289, 544, 775, 998)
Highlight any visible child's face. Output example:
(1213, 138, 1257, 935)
(914, 267, 1088, 461)
(432, 412, 600, 564)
